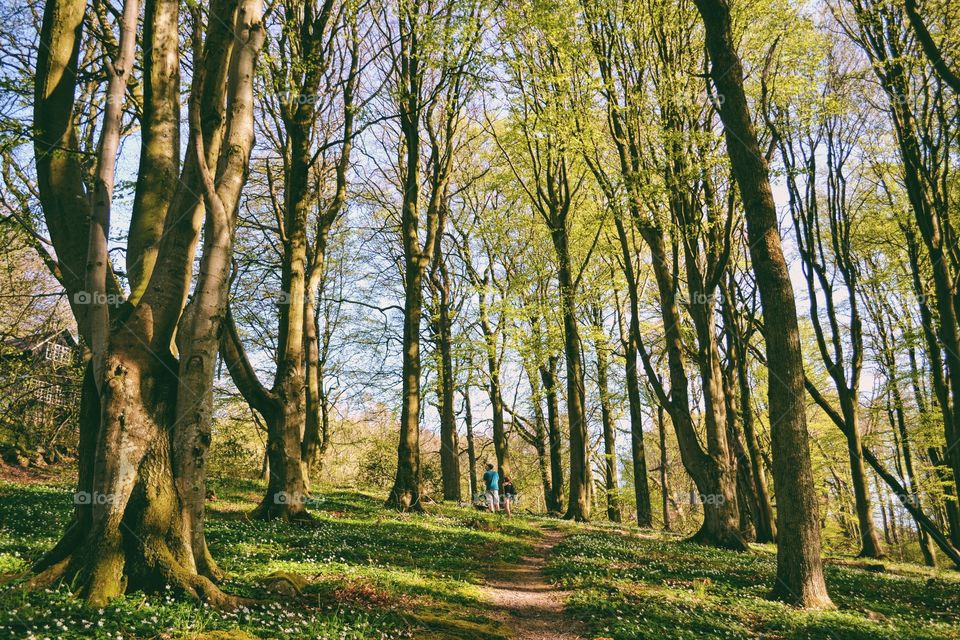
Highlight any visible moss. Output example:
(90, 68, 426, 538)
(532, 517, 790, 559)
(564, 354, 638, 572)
(261, 570, 309, 595)
(408, 612, 509, 639)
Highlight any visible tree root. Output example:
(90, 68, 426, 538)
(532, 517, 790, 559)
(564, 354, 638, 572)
(686, 526, 750, 552)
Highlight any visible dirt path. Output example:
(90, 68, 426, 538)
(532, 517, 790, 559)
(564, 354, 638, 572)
(481, 527, 588, 640)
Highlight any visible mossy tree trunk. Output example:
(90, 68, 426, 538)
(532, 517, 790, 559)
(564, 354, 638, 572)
(32, 0, 264, 605)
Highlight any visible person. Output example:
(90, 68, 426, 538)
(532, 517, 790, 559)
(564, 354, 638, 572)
(501, 475, 516, 516)
(482, 463, 499, 513)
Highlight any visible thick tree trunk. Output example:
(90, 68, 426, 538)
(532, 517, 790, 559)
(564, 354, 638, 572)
(254, 402, 310, 520)
(32, 0, 264, 606)
(33, 342, 228, 606)
(694, 0, 832, 607)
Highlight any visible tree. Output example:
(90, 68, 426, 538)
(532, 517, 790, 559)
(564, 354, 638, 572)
(842, 0, 960, 515)
(766, 49, 884, 558)
(32, 0, 264, 604)
(589, 300, 622, 522)
(497, 0, 595, 520)
(694, 0, 833, 609)
(220, 0, 362, 520)
(582, 0, 745, 549)
(383, 0, 486, 510)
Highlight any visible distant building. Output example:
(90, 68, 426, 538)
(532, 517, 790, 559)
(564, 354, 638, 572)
(2, 329, 81, 407)
(0, 329, 82, 463)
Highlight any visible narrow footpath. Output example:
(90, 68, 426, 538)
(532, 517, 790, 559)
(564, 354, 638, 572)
(481, 527, 588, 640)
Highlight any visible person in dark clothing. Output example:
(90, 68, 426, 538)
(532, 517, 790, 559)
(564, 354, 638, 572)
(501, 475, 516, 516)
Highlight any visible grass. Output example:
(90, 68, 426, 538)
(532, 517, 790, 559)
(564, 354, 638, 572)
(0, 477, 537, 639)
(547, 528, 960, 640)
(0, 475, 958, 639)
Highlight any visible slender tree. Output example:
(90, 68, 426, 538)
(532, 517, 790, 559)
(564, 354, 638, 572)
(384, 0, 486, 510)
(694, 0, 833, 608)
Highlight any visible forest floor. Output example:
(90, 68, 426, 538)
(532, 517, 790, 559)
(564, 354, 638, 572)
(0, 472, 958, 639)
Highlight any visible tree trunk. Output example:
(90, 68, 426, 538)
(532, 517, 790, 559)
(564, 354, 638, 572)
(432, 242, 461, 501)
(594, 321, 622, 522)
(638, 226, 745, 550)
(722, 276, 777, 543)
(524, 360, 555, 511)
(613, 216, 652, 527)
(853, 0, 960, 511)
(657, 403, 670, 532)
(554, 230, 589, 522)
(540, 356, 565, 513)
(32, 0, 264, 605)
(479, 288, 509, 478)
(694, 0, 832, 607)
(388, 260, 425, 510)
(302, 280, 331, 487)
(252, 108, 313, 520)
(839, 399, 884, 558)
(463, 387, 478, 498)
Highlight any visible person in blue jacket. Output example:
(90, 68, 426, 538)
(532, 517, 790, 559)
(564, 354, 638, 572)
(482, 463, 499, 513)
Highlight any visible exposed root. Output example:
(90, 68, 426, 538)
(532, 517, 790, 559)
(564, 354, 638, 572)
(384, 489, 425, 513)
(25, 556, 72, 590)
(686, 525, 750, 552)
(31, 516, 85, 573)
(770, 582, 835, 610)
(249, 499, 315, 522)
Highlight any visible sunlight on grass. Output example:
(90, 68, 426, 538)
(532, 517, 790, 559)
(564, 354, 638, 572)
(548, 530, 960, 640)
(2, 479, 959, 639)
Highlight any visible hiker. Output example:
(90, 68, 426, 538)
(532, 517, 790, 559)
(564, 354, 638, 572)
(482, 463, 499, 513)
(502, 475, 516, 516)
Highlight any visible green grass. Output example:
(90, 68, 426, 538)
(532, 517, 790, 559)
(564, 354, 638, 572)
(547, 529, 960, 640)
(1, 476, 958, 639)
(0, 478, 537, 639)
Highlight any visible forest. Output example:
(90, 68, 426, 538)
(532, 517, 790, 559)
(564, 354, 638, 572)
(0, 0, 959, 638)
